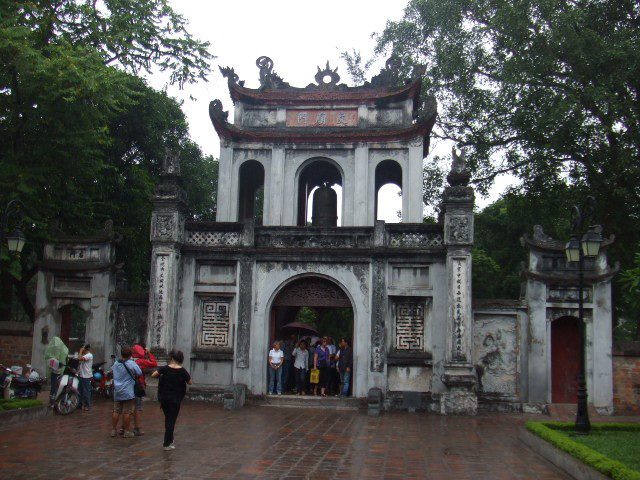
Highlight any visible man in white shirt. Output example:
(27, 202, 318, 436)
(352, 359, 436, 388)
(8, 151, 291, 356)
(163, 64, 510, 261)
(268, 341, 284, 395)
(78, 344, 94, 411)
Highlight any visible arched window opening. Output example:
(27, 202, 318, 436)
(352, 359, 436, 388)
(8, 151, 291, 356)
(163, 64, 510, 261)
(297, 160, 343, 226)
(375, 160, 403, 223)
(238, 160, 265, 225)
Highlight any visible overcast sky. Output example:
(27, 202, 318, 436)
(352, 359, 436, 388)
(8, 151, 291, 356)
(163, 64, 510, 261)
(148, 0, 513, 220)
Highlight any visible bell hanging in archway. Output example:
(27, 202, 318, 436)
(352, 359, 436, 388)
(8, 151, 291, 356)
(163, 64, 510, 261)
(312, 183, 337, 227)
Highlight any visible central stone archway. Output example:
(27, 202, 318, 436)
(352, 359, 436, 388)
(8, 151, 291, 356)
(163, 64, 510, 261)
(266, 275, 355, 396)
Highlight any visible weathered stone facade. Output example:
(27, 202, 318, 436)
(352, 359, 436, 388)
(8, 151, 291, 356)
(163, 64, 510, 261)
(29, 56, 617, 415)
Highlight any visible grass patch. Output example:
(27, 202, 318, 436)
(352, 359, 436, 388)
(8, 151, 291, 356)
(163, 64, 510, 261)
(0, 399, 43, 411)
(570, 430, 640, 472)
(526, 421, 640, 480)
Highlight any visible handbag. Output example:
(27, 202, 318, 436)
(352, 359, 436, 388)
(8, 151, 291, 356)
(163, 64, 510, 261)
(310, 368, 320, 384)
(122, 360, 146, 397)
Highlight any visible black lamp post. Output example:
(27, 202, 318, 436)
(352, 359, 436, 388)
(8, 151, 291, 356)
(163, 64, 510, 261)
(0, 199, 26, 255)
(564, 196, 602, 434)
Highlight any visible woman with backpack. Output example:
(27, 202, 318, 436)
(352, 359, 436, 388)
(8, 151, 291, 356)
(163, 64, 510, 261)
(151, 349, 192, 450)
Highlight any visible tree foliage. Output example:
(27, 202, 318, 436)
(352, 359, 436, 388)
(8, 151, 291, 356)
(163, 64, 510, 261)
(0, 0, 215, 320)
(374, 0, 639, 263)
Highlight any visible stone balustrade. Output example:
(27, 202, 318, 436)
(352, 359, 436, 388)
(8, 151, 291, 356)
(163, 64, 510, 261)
(183, 221, 445, 250)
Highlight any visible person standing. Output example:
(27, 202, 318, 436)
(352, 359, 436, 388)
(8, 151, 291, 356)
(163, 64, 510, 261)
(110, 347, 142, 438)
(151, 349, 192, 450)
(268, 341, 284, 395)
(44, 336, 68, 404)
(337, 338, 353, 397)
(314, 338, 330, 397)
(77, 344, 93, 411)
(131, 343, 157, 436)
(292, 340, 309, 395)
(282, 336, 294, 394)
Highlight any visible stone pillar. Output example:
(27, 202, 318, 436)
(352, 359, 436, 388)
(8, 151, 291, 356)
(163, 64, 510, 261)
(147, 153, 187, 356)
(405, 137, 424, 223)
(216, 145, 233, 221)
(353, 144, 369, 226)
(370, 221, 387, 388)
(267, 147, 285, 225)
(441, 147, 477, 414)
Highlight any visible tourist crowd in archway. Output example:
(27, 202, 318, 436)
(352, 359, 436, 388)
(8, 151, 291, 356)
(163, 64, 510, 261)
(268, 336, 352, 397)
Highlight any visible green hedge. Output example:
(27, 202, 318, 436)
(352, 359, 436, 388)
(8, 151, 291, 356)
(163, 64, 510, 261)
(0, 399, 43, 411)
(526, 421, 640, 480)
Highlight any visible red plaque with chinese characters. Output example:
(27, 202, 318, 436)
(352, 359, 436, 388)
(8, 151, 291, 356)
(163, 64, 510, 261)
(286, 109, 358, 127)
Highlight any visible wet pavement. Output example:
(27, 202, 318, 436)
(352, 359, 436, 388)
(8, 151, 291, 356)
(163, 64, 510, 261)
(0, 399, 571, 479)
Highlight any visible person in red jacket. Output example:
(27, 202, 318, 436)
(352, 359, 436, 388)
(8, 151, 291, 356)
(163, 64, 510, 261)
(131, 342, 157, 436)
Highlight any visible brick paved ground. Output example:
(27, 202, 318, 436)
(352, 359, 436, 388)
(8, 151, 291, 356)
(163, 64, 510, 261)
(0, 399, 571, 480)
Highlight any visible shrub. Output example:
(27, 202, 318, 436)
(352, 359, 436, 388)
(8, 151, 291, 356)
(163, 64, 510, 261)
(526, 422, 640, 480)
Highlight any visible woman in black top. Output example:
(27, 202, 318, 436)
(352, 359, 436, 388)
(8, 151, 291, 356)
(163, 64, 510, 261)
(151, 349, 192, 450)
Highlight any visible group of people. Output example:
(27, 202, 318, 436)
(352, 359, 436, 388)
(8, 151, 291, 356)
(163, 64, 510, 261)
(111, 345, 191, 450)
(268, 335, 353, 397)
(45, 336, 192, 451)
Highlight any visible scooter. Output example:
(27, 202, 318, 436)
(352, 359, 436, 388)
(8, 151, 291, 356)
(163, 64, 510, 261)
(50, 357, 80, 415)
(0, 364, 44, 400)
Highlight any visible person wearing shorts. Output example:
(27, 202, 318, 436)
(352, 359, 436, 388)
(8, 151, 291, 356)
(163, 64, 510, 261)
(110, 347, 141, 438)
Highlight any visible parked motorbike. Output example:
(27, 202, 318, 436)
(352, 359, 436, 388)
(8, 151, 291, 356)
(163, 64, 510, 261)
(0, 364, 44, 400)
(50, 357, 80, 415)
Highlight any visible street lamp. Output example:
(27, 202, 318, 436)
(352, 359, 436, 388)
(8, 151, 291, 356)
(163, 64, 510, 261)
(1, 199, 26, 254)
(564, 196, 602, 434)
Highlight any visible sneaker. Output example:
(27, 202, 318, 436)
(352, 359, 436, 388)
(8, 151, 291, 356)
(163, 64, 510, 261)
(123, 431, 135, 438)
(163, 444, 175, 451)
(277, 392, 282, 395)
(133, 428, 144, 436)
(110, 429, 117, 438)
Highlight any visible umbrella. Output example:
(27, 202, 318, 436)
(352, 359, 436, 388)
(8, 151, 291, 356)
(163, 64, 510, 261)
(281, 322, 318, 336)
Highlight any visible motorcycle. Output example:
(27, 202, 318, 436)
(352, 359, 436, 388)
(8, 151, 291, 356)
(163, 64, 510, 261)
(0, 364, 44, 400)
(50, 357, 80, 415)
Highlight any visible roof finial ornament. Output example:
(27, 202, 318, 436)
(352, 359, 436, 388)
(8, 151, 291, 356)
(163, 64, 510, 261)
(447, 146, 471, 186)
(219, 65, 244, 87)
(256, 56, 289, 89)
(315, 61, 340, 87)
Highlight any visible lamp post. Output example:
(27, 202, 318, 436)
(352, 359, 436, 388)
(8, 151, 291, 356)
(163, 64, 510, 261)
(564, 196, 602, 434)
(0, 199, 26, 255)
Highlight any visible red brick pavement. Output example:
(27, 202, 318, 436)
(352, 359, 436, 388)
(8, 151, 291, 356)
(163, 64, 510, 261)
(0, 400, 571, 480)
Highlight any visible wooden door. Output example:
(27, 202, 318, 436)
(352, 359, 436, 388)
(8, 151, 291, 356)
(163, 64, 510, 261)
(60, 306, 72, 346)
(551, 316, 581, 403)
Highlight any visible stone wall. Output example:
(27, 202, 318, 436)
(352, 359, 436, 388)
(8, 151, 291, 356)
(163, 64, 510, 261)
(111, 292, 149, 352)
(0, 322, 33, 368)
(613, 341, 640, 415)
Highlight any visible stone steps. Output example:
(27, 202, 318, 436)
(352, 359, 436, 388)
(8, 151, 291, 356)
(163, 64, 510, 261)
(251, 394, 364, 411)
(547, 403, 600, 420)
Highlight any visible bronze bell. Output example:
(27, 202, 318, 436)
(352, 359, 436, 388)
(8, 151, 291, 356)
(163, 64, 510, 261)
(312, 183, 337, 227)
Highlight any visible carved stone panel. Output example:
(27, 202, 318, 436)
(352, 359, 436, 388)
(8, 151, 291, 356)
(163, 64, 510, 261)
(395, 301, 425, 351)
(371, 259, 386, 372)
(153, 214, 175, 240)
(235, 259, 253, 369)
(446, 215, 472, 244)
(388, 232, 443, 248)
(547, 286, 593, 303)
(273, 277, 351, 308)
(451, 257, 468, 361)
(242, 109, 277, 127)
(185, 230, 242, 247)
(198, 297, 232, 348)
(151, 254, 169, 348)
(373, 109, 404, 126)
(473, 314, 518, 396)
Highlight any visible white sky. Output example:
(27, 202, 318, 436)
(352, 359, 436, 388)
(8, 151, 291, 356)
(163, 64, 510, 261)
(149, 0, 514, 220)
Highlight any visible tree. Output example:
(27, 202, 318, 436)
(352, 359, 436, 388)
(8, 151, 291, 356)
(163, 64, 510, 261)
(619, 246, 640, 340)
(372, 0, 640, 271)
(0, 0, 214, 320)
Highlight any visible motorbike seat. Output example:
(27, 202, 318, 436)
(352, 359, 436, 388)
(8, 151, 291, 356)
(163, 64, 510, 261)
(13, 377, 30, 385)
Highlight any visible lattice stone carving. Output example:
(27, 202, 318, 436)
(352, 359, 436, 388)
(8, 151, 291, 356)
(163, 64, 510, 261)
(395, 302, 425, 350)
(199, 298, 231, 347)
(388, 232, 444, 248)
(185, 231, 241, 247)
